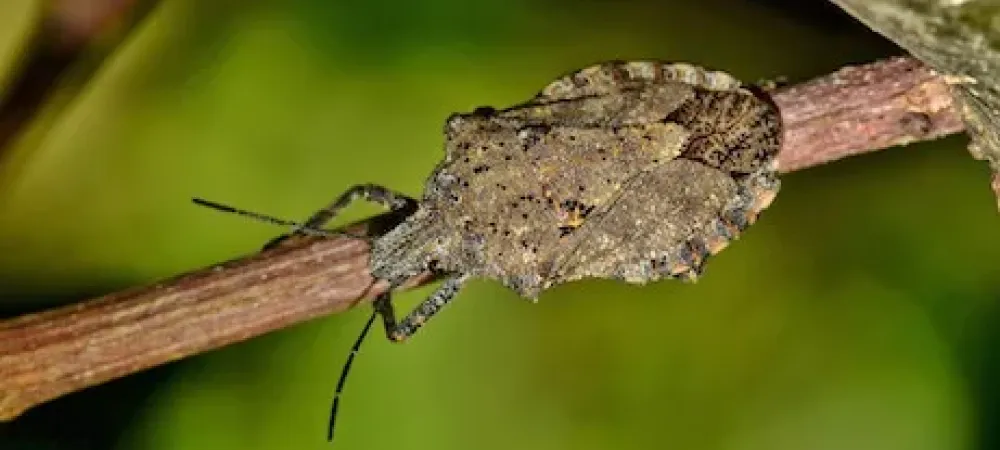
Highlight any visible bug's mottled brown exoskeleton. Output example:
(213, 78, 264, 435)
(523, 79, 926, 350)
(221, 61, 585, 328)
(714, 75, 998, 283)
(195, 60, 782, 444)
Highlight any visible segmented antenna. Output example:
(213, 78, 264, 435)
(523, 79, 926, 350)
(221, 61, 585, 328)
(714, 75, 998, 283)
(328, 312, 377, 442)
(194, 196, 377, 442)
(192, 197, 335, 237)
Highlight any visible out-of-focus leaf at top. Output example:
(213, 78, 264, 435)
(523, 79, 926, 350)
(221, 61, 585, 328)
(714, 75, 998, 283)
(831, 0, 1000, 210)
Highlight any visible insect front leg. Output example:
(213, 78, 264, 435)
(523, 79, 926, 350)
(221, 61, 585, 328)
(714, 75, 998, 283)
(266, 184, 417, 248)
(375, 274, 469, 342)
(303, 183, 418, 230)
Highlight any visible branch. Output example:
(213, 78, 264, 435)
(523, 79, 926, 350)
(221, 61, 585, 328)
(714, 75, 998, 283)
(829, 0, 1000, 209)
(0, 56, 966, 421)
(772, 56, 963, 172)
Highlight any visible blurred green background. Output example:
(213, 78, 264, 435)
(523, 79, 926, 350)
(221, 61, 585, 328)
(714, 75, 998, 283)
(1, 1, 998, 449)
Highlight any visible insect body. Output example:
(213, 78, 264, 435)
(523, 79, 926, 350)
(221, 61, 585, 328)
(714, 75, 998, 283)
(195, 60, 782, 443)
(342, 61, 781, 341)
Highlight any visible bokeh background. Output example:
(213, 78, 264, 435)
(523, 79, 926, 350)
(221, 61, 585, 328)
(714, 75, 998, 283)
(1, 1, 998, 449)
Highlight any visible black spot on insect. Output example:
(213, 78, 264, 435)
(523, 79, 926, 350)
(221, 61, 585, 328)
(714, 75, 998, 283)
(473, 106, 496, 116)
(519, 124, 551, 151)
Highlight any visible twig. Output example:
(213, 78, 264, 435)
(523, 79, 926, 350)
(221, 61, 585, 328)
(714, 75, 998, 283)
(0, 56, 967, 421)
(772, 56, 964, 171)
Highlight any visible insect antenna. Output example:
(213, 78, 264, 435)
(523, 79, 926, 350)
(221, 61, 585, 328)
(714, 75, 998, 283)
(328, 311, 378, 442)
(192, 197, 336, 237)
(194, 196, 379, 441)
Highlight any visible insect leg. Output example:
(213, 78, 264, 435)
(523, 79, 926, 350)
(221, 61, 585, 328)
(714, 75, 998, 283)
(303, 184, 418, 230)
(266, 184, 417, 249)
(372, 291, 398, 338)
(376, 274, 469, 342)
(326, 276, 466, 442)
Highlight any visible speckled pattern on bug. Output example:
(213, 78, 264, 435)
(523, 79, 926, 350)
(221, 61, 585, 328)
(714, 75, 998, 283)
(205, 60, 782, 343)
(194, 60, 783, 442)
(334, 60, 783, 341)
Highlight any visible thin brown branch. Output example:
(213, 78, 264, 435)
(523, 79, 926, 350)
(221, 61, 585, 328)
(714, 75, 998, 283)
(0, 56, 967, 421)
(772, 56, 964, 172)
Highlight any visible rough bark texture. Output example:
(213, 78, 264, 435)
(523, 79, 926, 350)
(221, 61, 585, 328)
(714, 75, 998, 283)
(831, 0, 1000, 209)
(772, 56, 962, 172)
(0, 56, 969, 421)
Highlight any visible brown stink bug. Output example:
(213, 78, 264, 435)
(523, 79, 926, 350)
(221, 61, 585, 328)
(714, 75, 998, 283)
(195, 60, 782, 443)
